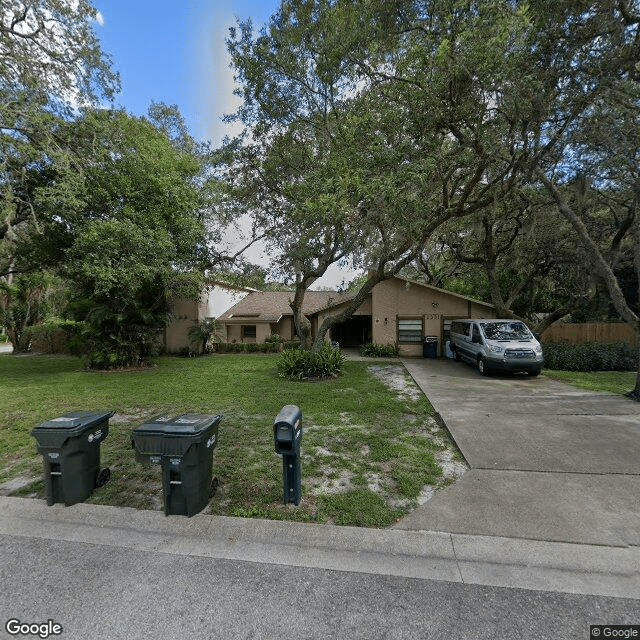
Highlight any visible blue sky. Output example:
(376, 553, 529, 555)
(95, 0, 280, 145)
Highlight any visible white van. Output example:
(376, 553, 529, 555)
(449, 319, 544, 376)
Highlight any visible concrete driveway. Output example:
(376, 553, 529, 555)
(396, 358, 640, 548)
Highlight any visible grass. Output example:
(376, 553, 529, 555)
(0, 353, 462, 527)
(543, 369, 637, 395)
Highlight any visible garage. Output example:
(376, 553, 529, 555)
(331, 315, 372, 347)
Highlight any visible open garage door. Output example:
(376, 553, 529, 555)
(331, 316, 372, 347)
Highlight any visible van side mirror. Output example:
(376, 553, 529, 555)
(472, 334, 481, 344)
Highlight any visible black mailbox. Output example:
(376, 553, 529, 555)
(273, 405, 302, 505)
(274, 404, 302, 455)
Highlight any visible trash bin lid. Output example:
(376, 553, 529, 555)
(133, 414, 222, 437)
(31, 411, 114, 437)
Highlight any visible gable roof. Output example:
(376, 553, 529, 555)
(393, 276, 496, 310)
(218, 290, 354, 324)
(218, 276, 495, 324)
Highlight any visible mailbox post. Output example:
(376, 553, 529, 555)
(273, 405, 302, 505)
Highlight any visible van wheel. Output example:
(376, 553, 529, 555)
(528, 369, 541, 377)
(477, 357, 488, 376)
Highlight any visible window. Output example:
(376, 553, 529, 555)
(242, 325, 256, 338)
(397, 318, 423, 343)
(480, 321, 532, 341)
(451, 321, 471, 337)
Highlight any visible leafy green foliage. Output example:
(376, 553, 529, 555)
(277, 342, 346, 379)
(188, 319, 224, 354)
(0, 0, 120, 278)
(359, 343, 399, 357)
(18, 319, 84, 355)
(0, 272, 60, 351)
(213, 342, 281, 354)
(47, 109, 209, 369)
(542, 342, 637, 372)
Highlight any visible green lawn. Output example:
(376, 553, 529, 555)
(543, 369, 637, 396)
(0, 353, 462, 527)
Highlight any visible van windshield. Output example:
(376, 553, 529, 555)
(481, 321, 532, 341)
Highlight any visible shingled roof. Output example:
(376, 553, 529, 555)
(217, 290, 355, 324)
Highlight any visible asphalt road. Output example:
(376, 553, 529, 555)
(1, 535, 639, 640)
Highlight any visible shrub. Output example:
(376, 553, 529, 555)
(359, 343, 399, 357)
(277, 342, 346, 379)
(19, 319, 85, 355)
(283, 341, 301, 350)
(542, 341, 637, 372)
(214, 342, 281, 354)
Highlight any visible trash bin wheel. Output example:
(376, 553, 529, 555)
(96, 468, 111, 487)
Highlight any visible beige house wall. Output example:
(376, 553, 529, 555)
(226, 325, 242, 343)
(370, 279, 495, 356)
(275, 317, 294, 341)
(165, 283, 252, 353)
(165, 299, 198, 353)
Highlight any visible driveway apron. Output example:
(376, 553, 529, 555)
(396, 358, 640, 547)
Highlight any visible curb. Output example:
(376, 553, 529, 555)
(1, 497, 637, 599)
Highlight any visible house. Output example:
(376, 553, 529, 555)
(218, 290, 355, 345)
(164, 280, 256, 353)
(218, 276, 497, 356)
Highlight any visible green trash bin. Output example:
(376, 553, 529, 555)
(131, 414, 222, 517)
(31, 411, 113, 506)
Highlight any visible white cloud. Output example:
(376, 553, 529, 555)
(94, 10, 104, 27)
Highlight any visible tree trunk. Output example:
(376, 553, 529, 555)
(538, 170, 640, 399)
(290, 280, 313, 350)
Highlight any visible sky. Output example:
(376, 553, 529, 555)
(94, 0, 359, 289)
(95, 0, 278, 145)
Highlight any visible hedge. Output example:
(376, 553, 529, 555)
(542, 341, 638, 372)
(213, 342, 281, 354)
(359, 343, 399, 357)
(19, 320, 85, 355)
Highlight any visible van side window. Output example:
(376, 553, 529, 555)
(472, 325, 481, 342)
(452, 321, 470, 337)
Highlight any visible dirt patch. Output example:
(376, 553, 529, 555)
(110, 409, 154, 424)
(436, 449, 468, 480)
(367, 365, 423, 401)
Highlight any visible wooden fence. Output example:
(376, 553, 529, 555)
(541, 322, 636, 346)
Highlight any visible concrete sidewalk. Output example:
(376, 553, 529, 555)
(397, 358, 640, 548)
(1, 496, 637, 599)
